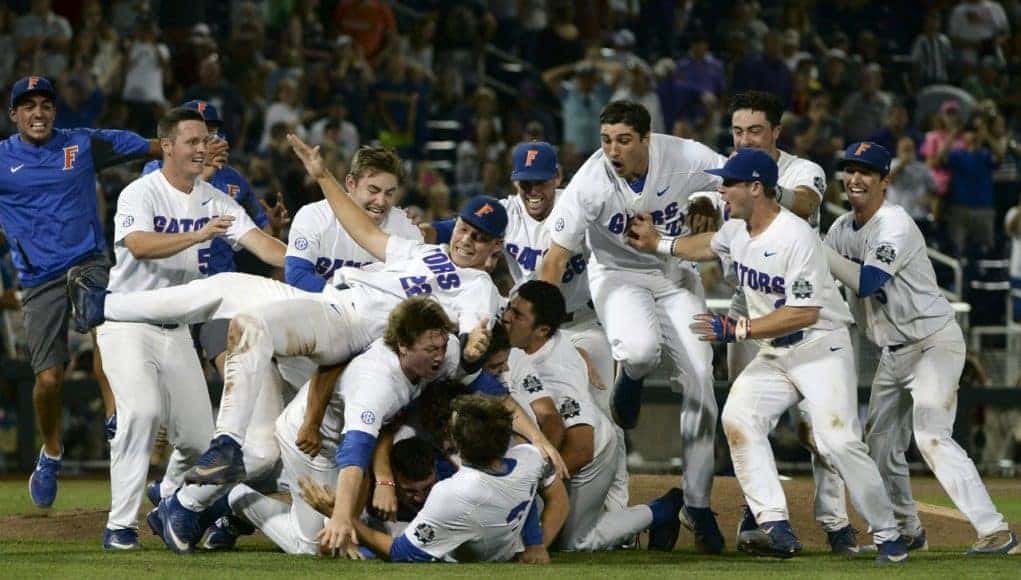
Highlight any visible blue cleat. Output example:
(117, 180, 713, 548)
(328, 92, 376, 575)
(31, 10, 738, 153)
(611, 372, 644, 429)
(146, 507, 163, 537)
(184, 435, 246, 485)
(967, 530, 1020, 555)
(827, 525, 860, 555)
(736, 505, 757, 546)
(904, 528, 929, 551)
(737, 520, 803, 558)
(28, 448, 62, 508)
(646, 487, 684, 551)
(67, 265, 108, 333)
(103, 527, 141, 550)
(146, 479, 162, 508)
(680, 505, 725, 554)
(876, 535, 909, 565)
(105, 413, 117, 441)
(157, 493, 202, 554)
(198, 515, 255, 551)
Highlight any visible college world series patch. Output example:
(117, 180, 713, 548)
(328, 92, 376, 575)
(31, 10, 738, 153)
(414, 522, 436, 544)
(559, 397, 581, 419)
(792, 279, 814, 299)
(522, 375, 543, 393)
(875, 243, 896, 265)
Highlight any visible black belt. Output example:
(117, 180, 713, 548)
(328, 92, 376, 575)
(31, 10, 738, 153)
(888, 343, 906, 352)
(770, 331, 804, 348)
(335, 283, 350, 291)
(151, 323, 179, 330)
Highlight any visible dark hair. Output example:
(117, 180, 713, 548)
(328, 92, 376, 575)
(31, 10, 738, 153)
(450, 394, 513, 466)
(729, 90, 784, 127)
(157, 108, 205, 140)
(391, 437, 436, 482)
(599, 100, 651, 136)
(515, 280, 566, 336)
(416, 378, 471, 443)
(349, 145, 404, 181)
(486, 319, 511, 360)
(383, 296, 457, 351)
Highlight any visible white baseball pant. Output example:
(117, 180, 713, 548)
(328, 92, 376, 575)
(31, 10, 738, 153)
(865, 321, 1009, 538)
(721, 327, 899, 543)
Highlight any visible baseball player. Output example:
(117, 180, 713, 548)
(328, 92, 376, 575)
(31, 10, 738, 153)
(503, 280, 686, 552)
(539, 100, 727, 552)
(824, 142, 1019, 555)
(97, 107, 285, 550)
(0, 75, 167, 509)
(286, 145, 422, 293)
(722, 91, 857, 553)
(627, 149, 909, 563)
(307, 394, 567, 563)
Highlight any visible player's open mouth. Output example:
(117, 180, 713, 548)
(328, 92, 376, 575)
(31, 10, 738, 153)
(29, 121, 47, 131)
(524, 194, 545, 211)
(610, 159, 624, 172)
(453, 245, 474, 258)
(847, 185, 867, 196)
(366, 206, 384, 216)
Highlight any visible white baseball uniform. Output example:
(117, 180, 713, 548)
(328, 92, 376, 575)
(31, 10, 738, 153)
(287, 200, 422, 281)
(100, 235, 502, 446)
(826, 202, 1009, 538)
(548, 133, 725, 508)
(229, 336, 462, 555)
(713, 208, 900, 543)
(393, 443, 556, 562)
(100, 170, 256, 532)
(501, 192, 613, 411)
(510, 332, 648, 551)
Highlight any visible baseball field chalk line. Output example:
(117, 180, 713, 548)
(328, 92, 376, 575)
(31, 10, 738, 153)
(916, 501, 970, 522)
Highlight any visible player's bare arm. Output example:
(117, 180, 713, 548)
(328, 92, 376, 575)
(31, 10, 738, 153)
(287, 133, 389, 260)
(462, 317, 492, 363)
(559, 424, 595, 476)
(298, 475, 335, 516)
(504, 396, 570, 479)
(320, 465, 364, 556)
(539, 476, 569, 548)
(297, 363, 346, 457)
(784, 186, 823, 220)
(350, 518, 392, 560)
(691, 306, 820, 343)
(122, 215, 234, 259)
(237, 228, 287, 267)
(538, 242, 571, 286)
(370, 429, 398, 521)
(530, 397, 566, 449)
(626, 213, 717, 261)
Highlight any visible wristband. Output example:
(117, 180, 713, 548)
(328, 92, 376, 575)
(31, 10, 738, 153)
(375, 480, 396, 487)
(736, 317, 750, 341)
(656, 236, 677, 257)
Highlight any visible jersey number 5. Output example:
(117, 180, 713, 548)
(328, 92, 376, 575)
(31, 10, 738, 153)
(198, 248, 212, 274)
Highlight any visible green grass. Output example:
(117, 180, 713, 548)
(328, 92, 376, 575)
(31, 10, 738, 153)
(0, 479, 110, 516)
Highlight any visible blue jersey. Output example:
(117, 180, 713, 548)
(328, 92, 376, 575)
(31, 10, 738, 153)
(0, 128, 150, 287)
(142, 160, 268, 274)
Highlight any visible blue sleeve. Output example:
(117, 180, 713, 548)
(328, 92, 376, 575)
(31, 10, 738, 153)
(335, 429, 377, 471)
(432, 218, 456, 244)
(468, 371, 509, 397)
(858, 265, 892, 297)
(521, 501, 543, 547)
(390, 534, 439, 562)
(141, 159, 161, 176)
(285, 256, 326, 292)
(88, 129, 151, 169)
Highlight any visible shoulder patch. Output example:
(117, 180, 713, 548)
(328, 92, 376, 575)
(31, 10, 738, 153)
(875, 243, 896, 265)
(791, 278, 814, 299)
(559, 397, 581, 419)
(121, 215, 134, 227)
(813, 174, 826, 194)
(413, 522, 436, 545)
(360, 410, 376, 425)
(522, 374, 544, 394)
(554, 217, 566, 232)
(294, 237, 309, 250)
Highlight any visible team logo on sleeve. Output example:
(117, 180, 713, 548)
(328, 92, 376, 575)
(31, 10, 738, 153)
(792, 279, 814, 299)
(554, 217, 565, 232)
(522, 375, 543, 394)
(121, 215, 134, 227)
(413, 522, 436, 544)
(360, 410, 376, 425)
(294, 237, 309, 250)
(559, 397, 581, 419)
(875, 243, 896, 265)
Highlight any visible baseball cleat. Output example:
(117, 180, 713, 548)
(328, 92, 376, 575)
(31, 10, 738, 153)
(146, 479, 162, 508)
(826, 525, 860, 555)
(104, 413, 117, 441)
(184, 435, 246, 485)
(156, 493, 202, 554)
(28, 448, 61, 508)
(611, 372, 644, 429)
(67, 265, 108, 333)
(903, 528, 928, 551)
(680, 505, 725, 554)
(146, 507, 163, 538)
(875, 536, 909, 565)
(646, 487, 684, 551)
(967, 530, 1020, 555)
(103, 527, 141, 550)
(736, 505, 757, 547)
(198, 515, 255, 551)
(737, 520, 802, 558)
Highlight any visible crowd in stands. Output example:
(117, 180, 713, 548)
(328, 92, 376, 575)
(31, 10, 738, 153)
(2, 0, 1021, 345)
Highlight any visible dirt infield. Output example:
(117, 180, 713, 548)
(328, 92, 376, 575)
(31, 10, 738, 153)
(4, 475, 1017, 549)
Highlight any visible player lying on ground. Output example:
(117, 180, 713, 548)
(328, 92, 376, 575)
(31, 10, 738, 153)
(627, 149, 910, 564)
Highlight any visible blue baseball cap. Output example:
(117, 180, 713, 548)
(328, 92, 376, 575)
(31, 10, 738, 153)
(10, 76, 56, 109)
(459, 195, 508, 238)
(705, 148, 778, 187)
(181, 99, 222, 125)
(511, 141, 559, 181)
(838, 142, 891, 175)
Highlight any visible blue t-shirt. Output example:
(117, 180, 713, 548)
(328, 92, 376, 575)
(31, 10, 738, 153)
(0, 128, 150, 287)
(142, 160, 268, 273)
(946, 149, 996, 209)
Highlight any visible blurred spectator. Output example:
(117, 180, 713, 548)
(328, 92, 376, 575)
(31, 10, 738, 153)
(327, 35, 374, 135)
(611, 62, 664, 134)
(789, 58, 819, 116)
(0, 6, 16, 87)
(868, 103, 924, 155)
(543, 59, 613, 156)
(718, 1, 768, 57)
(911, 11, 954, 87)
(55, 76, 104, 129)
(401, 12, 437, 73)
(14, 0, 72, 79)
(962, 55, 1009, 102)
(674, 32, 726, 99)
(838, 63, 893, 143)
(517, 0, 549, 63)
(332, 0, 398, 67)
(503, 81, 556, 148)
(886, 136, 937, 233)
(372, 52, 429, 157)
(949, 0, 1010, 67)
(731, 31, 793, 108)
(819, 49, 855, 109)
(308, 97, 360, 161)
(535, 1, 585, 71)
(920, 100, 967, 211)
(456, 117, 506, 198)
(989, 113, 1021, 247)
(791, 92, 843, 177)
(1007, 198, 1021, 321)
(940, 121, 1000, 257)
(260, 77, 308, 153)
(781, 29, 812, 72)
(121, 22, 170, 134)
(184, 54, 246, 146)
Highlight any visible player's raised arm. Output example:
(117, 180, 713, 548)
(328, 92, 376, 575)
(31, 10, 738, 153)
(626, 213, 717, 261)
(538, 241, 572, 285)
(288, 134, 389, 260)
